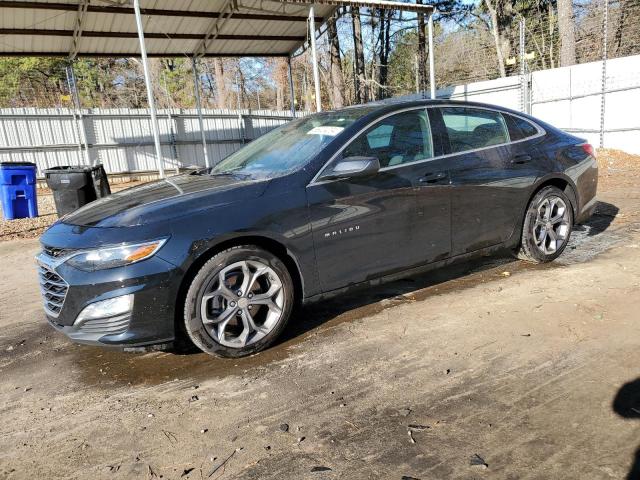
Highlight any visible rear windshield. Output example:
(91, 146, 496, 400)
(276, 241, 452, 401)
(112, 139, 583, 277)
(210, 109, 374, 178)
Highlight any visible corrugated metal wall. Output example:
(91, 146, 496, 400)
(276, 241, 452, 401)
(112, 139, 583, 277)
(0, 108, 298, 176)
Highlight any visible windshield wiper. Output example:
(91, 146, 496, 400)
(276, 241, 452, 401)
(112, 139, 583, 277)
(209, 170, 250, 178)
(189, 167, 212, 176)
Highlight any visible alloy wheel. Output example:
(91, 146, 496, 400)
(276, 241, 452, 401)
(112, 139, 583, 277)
(199, 260, 284, 348)
(533, 196, 571, 255)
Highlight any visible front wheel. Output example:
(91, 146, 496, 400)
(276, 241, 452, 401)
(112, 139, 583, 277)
(517, 186, 574, 263)
(183, 245, 294, 357)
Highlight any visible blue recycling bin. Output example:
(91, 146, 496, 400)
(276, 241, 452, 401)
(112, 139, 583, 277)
(0, 162, 39, 220)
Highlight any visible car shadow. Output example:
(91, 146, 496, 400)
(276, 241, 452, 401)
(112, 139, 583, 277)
(280, 252, 517, 344)
(578, 200, 619, 237)
(613, 378, 640, 480)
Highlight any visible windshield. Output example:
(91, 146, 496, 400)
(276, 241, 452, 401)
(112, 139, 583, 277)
(210, 110, 370, 177)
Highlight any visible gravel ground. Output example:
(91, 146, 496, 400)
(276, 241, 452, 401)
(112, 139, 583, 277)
(0, 194, 57, 241)
(597, 148, 640, 186)
(0, 181, 144, 241)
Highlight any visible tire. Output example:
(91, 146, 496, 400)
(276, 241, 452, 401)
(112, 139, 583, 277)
(517, 186, 574, 263)
(183, 245, 294, 357)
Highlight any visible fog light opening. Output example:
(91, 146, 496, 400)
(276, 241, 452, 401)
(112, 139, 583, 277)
(75, 294, 134, 324)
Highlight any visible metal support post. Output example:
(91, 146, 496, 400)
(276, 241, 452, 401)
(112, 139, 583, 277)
(568, 68, 573, 130)
(287, 56, 296, 117)
(414, 54, 419, 94)
(65, 63, 91, 166)
(192, 57, 211, 168)
(236, 70, 241, 110)
(519, 18, 526, 113)
(133, 0, 165, 178)
(600, 0, 609, 148)
(427, 12, 436, 100)
(166, 112, 179, 175)
(238, 113, 246, 144)
(309, 7, 322, 112)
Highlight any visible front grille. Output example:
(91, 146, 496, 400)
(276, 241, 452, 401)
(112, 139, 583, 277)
(38, 264, 68, 317)
(77, 314, 131, 335)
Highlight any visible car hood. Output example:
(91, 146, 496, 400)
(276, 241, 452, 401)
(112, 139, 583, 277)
(60, 173, 270, 228)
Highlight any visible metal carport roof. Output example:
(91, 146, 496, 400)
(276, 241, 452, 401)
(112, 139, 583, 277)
(0, 0, 436, 178)
(0, 0, 433, 58)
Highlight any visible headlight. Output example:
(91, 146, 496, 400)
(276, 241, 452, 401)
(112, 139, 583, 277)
(66, 239, 167, 271)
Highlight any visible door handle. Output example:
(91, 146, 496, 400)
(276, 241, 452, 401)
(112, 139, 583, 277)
(511, 154, 532, 164)
(418, 172, 447, 184)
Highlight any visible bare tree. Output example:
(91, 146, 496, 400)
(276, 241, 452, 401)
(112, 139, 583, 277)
(548, 3, 556, 68)
(271, 58, 288, 110)
(483, 0, 507, 77)
(416, 0, 429, 90)
(351, 6, 367, 103)
(377, 9, 392, 99)
(212, 58, 228, 108)
(558, 0, 577, 66)
(327, 12, 345, 108)
(613, 0, 627, 54)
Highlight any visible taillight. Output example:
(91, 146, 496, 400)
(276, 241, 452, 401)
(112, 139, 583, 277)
(580, 143, 595, 158)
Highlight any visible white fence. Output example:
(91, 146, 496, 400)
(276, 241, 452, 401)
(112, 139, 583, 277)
(530, 55, 640, 153)
(0, 108, 297, 175)
(430, 54, 640, 154)
(434, 76, 523, 111)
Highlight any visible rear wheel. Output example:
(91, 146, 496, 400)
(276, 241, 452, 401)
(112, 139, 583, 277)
(517, 186, 573, 263)
(184, 245, 294, 357)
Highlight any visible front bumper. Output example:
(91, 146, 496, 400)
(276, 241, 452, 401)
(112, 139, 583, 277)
(36, 250, 181, 347)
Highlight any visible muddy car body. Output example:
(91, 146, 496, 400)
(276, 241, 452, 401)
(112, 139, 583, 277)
(37, 100, 598, 357)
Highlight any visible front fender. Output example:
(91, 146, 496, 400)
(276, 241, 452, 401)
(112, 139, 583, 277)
(159, 189, 320, 299)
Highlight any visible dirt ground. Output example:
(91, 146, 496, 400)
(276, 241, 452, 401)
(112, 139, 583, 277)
(1, 153, 640, 480)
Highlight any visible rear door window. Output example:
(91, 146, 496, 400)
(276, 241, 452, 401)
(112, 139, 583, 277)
(440, 107, 509, 154)
(503, 113, 540, 141)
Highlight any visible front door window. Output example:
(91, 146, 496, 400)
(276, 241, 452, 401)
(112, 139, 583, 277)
(340, 109, 433, 168)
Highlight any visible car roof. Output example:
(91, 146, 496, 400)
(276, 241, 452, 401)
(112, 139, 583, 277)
(318, 98, 558, 138)
(338, 98, 524, 117)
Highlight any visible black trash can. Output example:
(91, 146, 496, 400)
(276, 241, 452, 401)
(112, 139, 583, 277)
(44, 165, 111, 216)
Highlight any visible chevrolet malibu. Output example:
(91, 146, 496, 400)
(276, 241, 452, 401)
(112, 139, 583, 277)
(37, 100, 598, 357)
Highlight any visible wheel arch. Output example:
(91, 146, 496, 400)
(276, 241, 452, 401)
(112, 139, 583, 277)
(514, 175, 577, 262)
(528, 175, 578, 221)
(506, 175, 578, 252)
(173, 235, 305, 345)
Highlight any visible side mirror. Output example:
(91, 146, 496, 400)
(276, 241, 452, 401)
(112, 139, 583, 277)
(320, 156, 380, 181)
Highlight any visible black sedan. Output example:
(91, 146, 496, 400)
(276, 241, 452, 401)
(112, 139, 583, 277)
(37, 100, 598, 357)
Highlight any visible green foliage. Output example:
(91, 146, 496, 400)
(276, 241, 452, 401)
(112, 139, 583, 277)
(0, 57, 69, 107)
(388, 30, 420, 96)
(156, 58, 194, 108)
